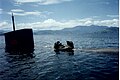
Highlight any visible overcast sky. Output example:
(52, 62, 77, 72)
(0, 0, 119, 30)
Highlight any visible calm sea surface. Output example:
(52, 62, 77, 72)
(0, 33, 119, 80)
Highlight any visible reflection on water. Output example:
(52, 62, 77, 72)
(54, 50, 74, 56)
(0, 34, 119, 80)
(5, 53, 35, 63)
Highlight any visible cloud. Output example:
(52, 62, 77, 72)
(14, 0, 72, 5)
(15, 18, 119, 30)
(13, 11, 42, 16)
(38, 0, 72, 5)
(0, 18, 118, 30)
(0, 21, 8, 27)
(7, 9, 52, 17)
(0, 8, 3, 14)
(11, 9, 24, 12)
(93, 19, 119, 27)
(0, 21, 10, 30)
(0, 8, 2, 10)
(107, 15, 119, 18)
(8, 10, 42, 16)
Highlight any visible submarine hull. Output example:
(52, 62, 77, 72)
(4, 29, 34, 53)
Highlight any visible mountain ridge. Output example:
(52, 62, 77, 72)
(0, 25, 118, 35)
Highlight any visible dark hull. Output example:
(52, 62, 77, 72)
(4, 29, 34, 54)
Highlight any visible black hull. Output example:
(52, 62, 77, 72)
(4, 29, 34, 54)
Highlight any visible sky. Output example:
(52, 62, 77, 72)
(0, 0, 119, 30)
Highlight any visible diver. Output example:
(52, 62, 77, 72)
(66, 41, 74, 49)
(54, 41, 64, 50)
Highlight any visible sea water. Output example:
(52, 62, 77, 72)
(0, 32, 118, 80)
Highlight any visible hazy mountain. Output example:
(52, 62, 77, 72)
(62, 25, 108, 33)
(0, 25, 118, 35)
(100, 27, 119, 33)
(34, 25, 118, 35)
